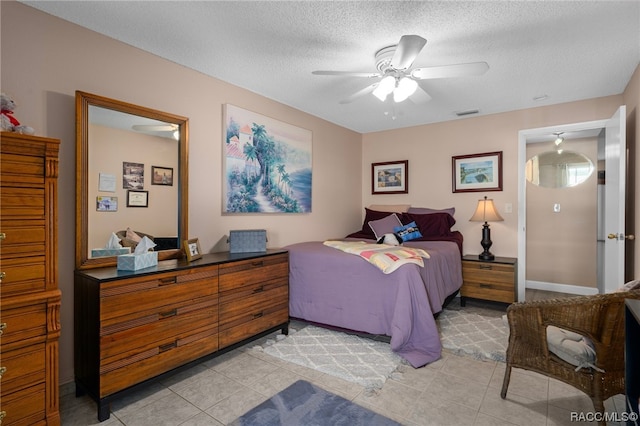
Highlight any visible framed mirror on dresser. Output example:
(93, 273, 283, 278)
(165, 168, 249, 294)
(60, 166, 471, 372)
(75, 91, 189, 270)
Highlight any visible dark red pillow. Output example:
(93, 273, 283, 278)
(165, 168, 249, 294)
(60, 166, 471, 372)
(405, 212, 456, 237)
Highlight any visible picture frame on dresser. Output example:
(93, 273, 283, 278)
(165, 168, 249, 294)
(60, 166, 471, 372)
(183, 237, 203, 261)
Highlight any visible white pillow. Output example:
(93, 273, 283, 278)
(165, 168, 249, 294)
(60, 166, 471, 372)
(546, 325, 597, 371)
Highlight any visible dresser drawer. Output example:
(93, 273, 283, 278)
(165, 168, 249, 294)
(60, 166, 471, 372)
(0, 302, 47, 350)
(0, 152, 45, 187)
(100, 332, 219, 397)
(100, 294, 219, 363)
(219, 285, 288, 348)
(100, 266, 218, 322)
(0, 382, 45, 426)
(0, 344, 45, 396)
(0, 187, 44, 219)
(0, 255, 45, 295)
(219, 253, 288, 292)
(0, 221, 45, 258)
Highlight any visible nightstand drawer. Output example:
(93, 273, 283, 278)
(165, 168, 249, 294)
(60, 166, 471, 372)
(460, 280, 514, 303)
(462, 262, 514, 283)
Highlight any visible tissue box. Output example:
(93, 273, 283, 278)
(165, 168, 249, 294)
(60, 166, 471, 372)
(91, 247, 131, 258)
(117, 251, 158, 271)
(229, 229, 267, 253)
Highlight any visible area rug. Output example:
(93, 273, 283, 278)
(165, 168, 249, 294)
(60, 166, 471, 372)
(436, 298, 509, 362)
(256, 325, 403, 389)
(230, 380, 401, 426)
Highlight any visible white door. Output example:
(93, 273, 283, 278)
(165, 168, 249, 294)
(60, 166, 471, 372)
(601, 105, 626, 293)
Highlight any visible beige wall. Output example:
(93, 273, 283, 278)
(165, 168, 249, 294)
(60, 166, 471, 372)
(362, 96, 624, 258)
(2, 1, 639, 386)
(88, 124, 179, 251)
(1, 1, 362, 385)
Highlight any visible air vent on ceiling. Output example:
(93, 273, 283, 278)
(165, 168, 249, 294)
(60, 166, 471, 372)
(455, 109, 479, 117)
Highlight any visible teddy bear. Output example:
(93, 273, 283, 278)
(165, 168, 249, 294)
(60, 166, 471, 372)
(1, 92, 35, 135)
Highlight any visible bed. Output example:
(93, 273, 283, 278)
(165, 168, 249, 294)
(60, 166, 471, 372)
(286, 208, 463, 368)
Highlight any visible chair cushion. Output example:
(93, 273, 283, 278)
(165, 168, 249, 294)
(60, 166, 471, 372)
(546, 325, 596, 370)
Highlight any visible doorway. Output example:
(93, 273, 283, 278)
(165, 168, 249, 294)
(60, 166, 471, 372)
(517, 107, 627, 301)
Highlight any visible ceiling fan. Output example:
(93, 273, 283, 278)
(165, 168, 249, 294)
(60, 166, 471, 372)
(131, 123, 179, 139)
(312, 35, 489, 104)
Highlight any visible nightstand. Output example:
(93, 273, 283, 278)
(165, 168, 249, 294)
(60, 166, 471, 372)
(460, 255, 517, 306)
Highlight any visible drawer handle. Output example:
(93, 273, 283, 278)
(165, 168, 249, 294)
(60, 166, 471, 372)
(479, 265, 493, 270)
(252, 285, 264, 294)
(159, 309, 177, 318)
(0, 272, 5, 281)
(0, 232, 5, 240)
(251, 261, 264, 267)
(159, 277, 177, 285)
(0, 366, 6, 377)
(0, 323, 6, 335)
(159, 342, 177, 353)
(253, 312, 264, 319)
(0, 411, 5, 422)
(479, 283, 493, 288)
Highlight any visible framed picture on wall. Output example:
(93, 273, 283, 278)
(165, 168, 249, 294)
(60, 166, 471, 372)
(152, 166, 173, 186)
(371, 160, 408, 194)
(452, 151, 503, 193)
(126, 190, 148, 207)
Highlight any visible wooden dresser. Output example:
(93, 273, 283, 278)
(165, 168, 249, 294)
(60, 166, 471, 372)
(0, 132, 61, 425)
(74, 250, 288, 421)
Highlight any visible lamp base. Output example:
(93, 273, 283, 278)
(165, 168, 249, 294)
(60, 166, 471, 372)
(478, 251, 495, 261)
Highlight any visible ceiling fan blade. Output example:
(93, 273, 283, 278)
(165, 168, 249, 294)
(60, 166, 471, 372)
(312, 70, 380, 78)
(409, 84, 432, 104)
(390, 35, 427, 70)
(132, 124, 177, 132)
(339, 83, 378, 104)
(411, 62, 489, 80)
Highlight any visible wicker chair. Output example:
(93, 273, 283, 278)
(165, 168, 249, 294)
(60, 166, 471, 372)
(501, 290, 640, 425)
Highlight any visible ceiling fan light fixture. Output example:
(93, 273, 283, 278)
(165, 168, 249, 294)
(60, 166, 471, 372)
(554, 132, 564, 146)
(393, 77, 418, 103)
(372, 75, 396, 101)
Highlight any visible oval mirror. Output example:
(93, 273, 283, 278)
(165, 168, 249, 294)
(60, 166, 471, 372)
(76, 91, 188, 269)
(526, 150, 594, 188)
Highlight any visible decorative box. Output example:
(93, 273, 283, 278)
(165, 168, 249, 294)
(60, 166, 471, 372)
(91, 247, 131, 258)
(117, 251, 158, 271)
(228, 229, 267, 253)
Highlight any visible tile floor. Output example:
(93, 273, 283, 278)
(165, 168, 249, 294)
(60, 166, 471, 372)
(59, 291, 628, 425)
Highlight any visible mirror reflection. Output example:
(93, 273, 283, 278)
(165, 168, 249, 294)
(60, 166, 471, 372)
(526, 150, 594, 188)
(76, 91, 188, 269)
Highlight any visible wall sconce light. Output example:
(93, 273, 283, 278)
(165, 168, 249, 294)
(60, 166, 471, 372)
(469, 196, 504, 260)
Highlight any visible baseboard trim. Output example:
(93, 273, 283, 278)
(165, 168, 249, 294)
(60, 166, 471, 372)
(526, 280, 598, 296)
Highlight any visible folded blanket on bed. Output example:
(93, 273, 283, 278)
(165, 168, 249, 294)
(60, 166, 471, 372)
(323, 240, 430, 274)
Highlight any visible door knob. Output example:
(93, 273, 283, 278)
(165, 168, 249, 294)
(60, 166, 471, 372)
(626, 234, 636, 240)
(608, 233, 636, 240)
(608, 233, 618, 239)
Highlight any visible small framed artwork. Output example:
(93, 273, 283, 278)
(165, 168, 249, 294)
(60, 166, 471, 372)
(96, 196, 118, 212)
(452, 151, 503, 193)
(183, 238, 203, 261)
(126, 190, 149, 207)
(372, 160, 408, 194)
(152, 166, 174, 186)
(123, 161, 144, 189)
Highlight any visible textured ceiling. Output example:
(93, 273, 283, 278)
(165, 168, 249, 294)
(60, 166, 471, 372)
(21, 1, 640, 134)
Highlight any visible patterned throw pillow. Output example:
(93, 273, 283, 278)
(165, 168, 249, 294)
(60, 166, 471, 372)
(394, 221, 423, 242)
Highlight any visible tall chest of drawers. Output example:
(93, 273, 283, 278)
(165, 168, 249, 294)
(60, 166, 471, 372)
(74, 250, 288, 421)
(0, 132, 61, 425)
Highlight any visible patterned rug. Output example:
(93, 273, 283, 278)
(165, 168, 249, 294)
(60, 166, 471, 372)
(436, 298, 509, 362)
(256, 325, 403, 389)
(230, 380, 400, 426)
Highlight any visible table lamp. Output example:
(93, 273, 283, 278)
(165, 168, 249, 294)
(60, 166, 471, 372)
(469, 196, 504, 260)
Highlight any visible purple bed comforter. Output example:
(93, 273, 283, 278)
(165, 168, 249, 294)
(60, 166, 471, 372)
(286, 239, 463, 367)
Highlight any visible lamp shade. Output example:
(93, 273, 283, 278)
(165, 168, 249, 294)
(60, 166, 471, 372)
(469, 196, 504, 223)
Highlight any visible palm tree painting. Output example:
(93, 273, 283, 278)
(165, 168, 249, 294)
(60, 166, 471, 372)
(223, 104, 312, 213)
